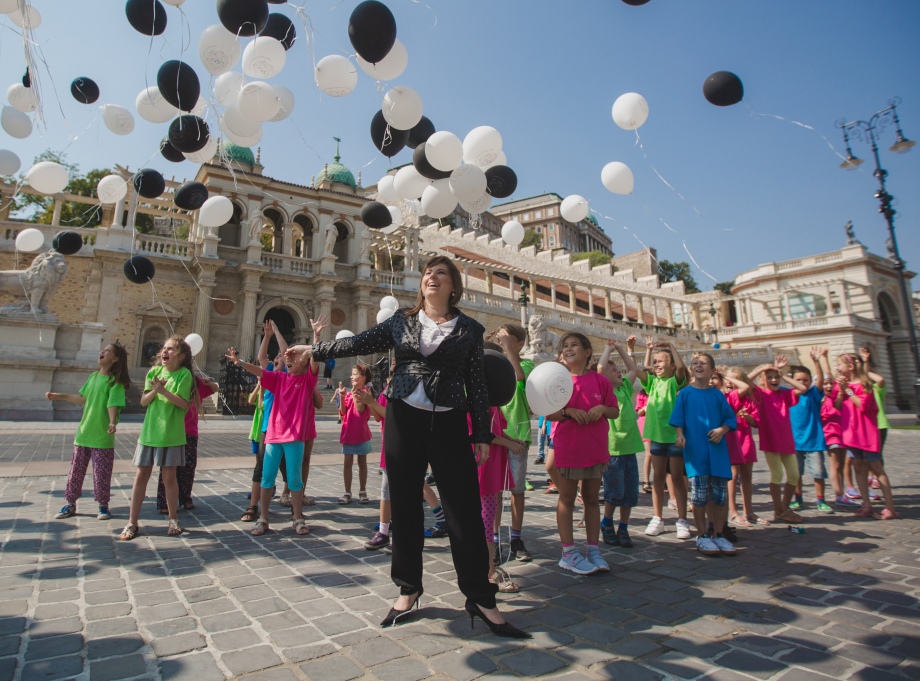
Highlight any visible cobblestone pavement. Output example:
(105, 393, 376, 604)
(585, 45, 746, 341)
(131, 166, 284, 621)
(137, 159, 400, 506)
(0, 426, 918, 681)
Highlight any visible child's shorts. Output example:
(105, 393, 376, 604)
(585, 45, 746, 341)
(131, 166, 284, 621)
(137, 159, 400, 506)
(602, 454, 638, 508)
(650, 441, 683, 457)
(343, 442, 372, 456)
(133, 444, 185, 467)
(558, 461, 608, 480)
(689, 475, 729, 507)
(796, 451, 827, 480)
(847, 448, 882, 462)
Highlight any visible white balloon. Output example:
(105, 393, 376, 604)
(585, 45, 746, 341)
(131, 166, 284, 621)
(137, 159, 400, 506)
(26, 161, 69, 195)
(199, 24, 240, 76)
(237, 81, 280, 122)
(335, 330, 355, 340)
(7, 83, 37, 113)
(458, 192, 492, 215)
(1, 105, 31, 138)
(380, 295, 399, 311)
(376, 308, 395, 324)
(269, 85, 294, 122)
(15, 227, 44, 252)
(242, 37, 286, 79)
(387, 205, 402, 226)
(426, 131, 463, 172)
(463, 126, 503, 167)
(185, 333, 204, 355)
(480, 149, 506, 171)
(102, 104, 135, 135)
(420, 179, 457, 220)
(501, 220, 525, 247)
(183, 135, 219, 164)
(135, 86, 179, 124)
(376, 174, 399, 203)
(314, 55, 357, 97)
(525, 362, 574, 417)
(393, 164, 429, 200)
(8, 5, 40, 28)
(356, 39, 408, 81)
(382, 85, 423, 130)
(96, 174, 128, 204)
(449, 165, 487, 203)
(560, 194, 589, 223)
(601, 161, 634, 195)
(214, 71, 246, 106)
(0, 0, 18, 13)
(190, 96, 208, 117)
(612, 92, 649, 131)
(220, 106, 262, 146)
(163, 0, 185, 5)
(199, 195, 234, 227)
(0, 148, 19, 174)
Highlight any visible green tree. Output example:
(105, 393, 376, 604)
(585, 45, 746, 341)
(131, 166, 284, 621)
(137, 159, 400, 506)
(658, 260, 701, 293)
(570, 250, 615, 268)
(520, 228, 543, 251)
(713, 281, 734, 295)
(11, 150, 111, 228)
(260, 232, 274, 251)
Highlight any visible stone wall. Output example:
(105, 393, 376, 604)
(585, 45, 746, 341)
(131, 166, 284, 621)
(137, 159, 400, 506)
(611, 248, 658, 279)
(0, 251, 93, 324)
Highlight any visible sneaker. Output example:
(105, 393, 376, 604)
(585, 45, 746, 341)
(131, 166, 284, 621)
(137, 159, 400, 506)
(645, 516, 665, 536)
(668, 498, 678, 511)
(788, 500, 802, 511)
(675, 518, 692, 540)
(55, 504, 76, 519)
(424, 523, 448, 538)
(712, 535, 737, 556)
(364, 531, 390, 550)
(816, 501, 835, 514)
(845, 486, 861, 500)
(543, 482, 558, 494)
(381, 544, 393, 555)
(617, 526, 633, 548)
(509, 538, 532, 562)
(721, 525, 738, 543)
(534, 456, 545, 465)
(524, 480, 534, 492)
(836, 495, 860, 507)
(696, 534, 720, 556)
(869, 476, 881, 490)
(601, 521, 618, 546)
(97, 506, 111, 520)
(558, 550, 599, 575)
(586, 548, 610, 573)
(868, 489, 881, 501)
(875, 507, 899, 520)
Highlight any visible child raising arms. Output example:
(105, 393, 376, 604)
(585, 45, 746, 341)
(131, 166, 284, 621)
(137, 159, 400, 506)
(339, 363, 374, 504)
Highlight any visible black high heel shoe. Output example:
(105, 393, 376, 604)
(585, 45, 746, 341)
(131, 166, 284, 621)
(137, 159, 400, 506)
(465, 599, 531, 639)
(380, 590, 423, 627)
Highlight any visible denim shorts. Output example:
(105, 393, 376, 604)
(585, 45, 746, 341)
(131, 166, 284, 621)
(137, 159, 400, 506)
(602, 454, 639, 508)
(343, 441, 372, 456)
(796, 451, 828, 480)
(689, 475, 728, 507)
(650, 441, 684, 457)
(847, 448, 882, 462)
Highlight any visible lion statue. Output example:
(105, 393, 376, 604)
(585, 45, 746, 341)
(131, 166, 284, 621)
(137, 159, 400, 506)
(0, 250, 68, 315)
(525, 313, 559, 357)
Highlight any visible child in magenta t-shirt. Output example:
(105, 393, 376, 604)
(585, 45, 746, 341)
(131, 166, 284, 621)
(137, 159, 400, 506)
(819, 356, 857, 508)
(748, 355, 808, 524)
(548, 332, 619, 576)
(832, 353, 897, 519)
(712, 367, 760, 527)
(338, 363, 374, 505)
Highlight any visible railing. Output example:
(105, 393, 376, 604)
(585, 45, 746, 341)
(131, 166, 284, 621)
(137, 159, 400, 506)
(372, 270, 405, 287)
(718, 313, 882, 337)
(2, 223, 98, 251)
(261, 252, 314, 276)
(135, 235, 190, 258)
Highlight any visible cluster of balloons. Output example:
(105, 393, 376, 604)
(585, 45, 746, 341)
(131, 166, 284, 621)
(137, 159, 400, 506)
(0, 0, 42, 28)
(376, 295, 398, 323)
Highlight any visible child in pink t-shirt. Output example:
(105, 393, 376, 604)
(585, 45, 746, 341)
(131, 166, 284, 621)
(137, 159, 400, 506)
(548, 332, 619, 576)
(818, 349, 859, 509)
(338, 363, 374, 505)
(748, 356, 808, 524)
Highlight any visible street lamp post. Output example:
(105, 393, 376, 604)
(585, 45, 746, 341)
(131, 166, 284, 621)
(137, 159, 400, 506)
(518, 281, 530, 326)
(837, 97, 920, 416)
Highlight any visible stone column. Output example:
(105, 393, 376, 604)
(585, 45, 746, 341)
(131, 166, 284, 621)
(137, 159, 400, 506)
(636, 296, 645, 325)
(840, 282, 851, 314)
(666, 300, 674, 327)
(357, 303, 369, 332)
(604, 290, 612, 320)
(51, 197, 63, 226)
(238, 273, 260, 359)
(824, 285, 833, 316)
(569, 284, 577, 313)
(528, 277, 536, 310)
(745, 298, 754, 325)
(691, 304, 702, 330)
(192, 268, 216, 363)
(485, 269, 493, 295)
(550, 282, 557, 308)
(282, 222, 294, 255)
(782, 292, 791, 320)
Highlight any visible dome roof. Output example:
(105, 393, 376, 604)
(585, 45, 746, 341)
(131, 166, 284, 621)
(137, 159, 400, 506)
(585, 212, 599, 227)
(220, 141, 255, 166)
(317, 138, 357, 189)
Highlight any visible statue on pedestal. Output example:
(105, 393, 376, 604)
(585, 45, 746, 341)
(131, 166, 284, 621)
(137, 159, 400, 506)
(323, 223, 338, 257)
(0, 250, 67, 315)
(522, 313, 559, 362)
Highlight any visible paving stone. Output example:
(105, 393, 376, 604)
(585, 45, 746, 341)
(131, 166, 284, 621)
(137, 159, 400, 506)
(211, 627, 264, 651)
(299, 655, 364, 681)
(430, 649, 498, 681)
(85, 617, 138, 638)
(269, 625, 324, 648)
(24, 632, 84, 661)
(85, 603, 133, 620)
(150, 632, 207, 657)
(350, 636, 408, 666)
(0, 656, 17, 681)
(158, 652, 225, 681)
(134, 590, 179, 607)
(664, 632, 730, 659)
(199, 611, 252, 633)
(610, 635, 663, 659)
(312, 612, 367, 636)
(835, 643, 905, 670)
(648, 651, 716, 679)
(31, 602, 79, 620)
(242, 597, 289, 617)
(146, 617, 198, 639)
(21, 655, 84, 681)
(597, 659, 663, 681)
(502, 649, 567, 676)
(256, 609, 307, 632)
(714, 650, 788, 679)
(87, 634, 145, 660)
(557, 641, 619, 666)
(88, 654, 149, 681)
(137, 602, 188, 623)
(282, 642, 338, 663)
(370, 657, 433, 681)
(189, 598, 237, 617)
(566, 620, 629, 645)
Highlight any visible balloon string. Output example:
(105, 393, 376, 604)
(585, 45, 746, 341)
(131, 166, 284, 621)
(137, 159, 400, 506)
(682, 240, 719, 283)
(60, 108, 103, 153)
(633, 129, 704, 218)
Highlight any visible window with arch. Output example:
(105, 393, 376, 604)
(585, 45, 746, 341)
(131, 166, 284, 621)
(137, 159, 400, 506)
(217, 201, 244, 247)
(293, 214, 314, 257)
(139, 325, 168, 367)
(263, 208, 285, 254)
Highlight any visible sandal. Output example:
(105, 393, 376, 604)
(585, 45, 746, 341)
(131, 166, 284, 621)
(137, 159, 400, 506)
(338, 492, 352, 505)
(731, 514, 752, 528)
(167, 518, 183, 536)
(576, 518, 586, 528)
(292, 518, 310, 535)
(158, 507, 168, 515)
(241, 506, 259, 522)
(119, 523, 139, 541)
(303, 496, 316, 506)
(490, 567, 520, 593)
(747, 514, 770, 526)
(358, 491, 369, 504)
(642, 483, 652, 494)
(874, 508, 899, 520)
(251, 520, 269, 536)
(776, 509, 803, 524)
(182, 500, 195, 510)
(279, 492, 292, 508)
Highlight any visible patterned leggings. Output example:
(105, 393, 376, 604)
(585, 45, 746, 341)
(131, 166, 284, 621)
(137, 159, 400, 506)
(156, 436, 198, 510)
(64, 446, 115, 505)
(480, 493, 499, 543)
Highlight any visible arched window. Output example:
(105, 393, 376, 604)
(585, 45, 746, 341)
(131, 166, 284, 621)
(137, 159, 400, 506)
(262, 308, 296, 359)
(263, 208, 284, 254)
(139, 325, 168, 367)
(333, 221, 350, 261)
(217, 201, 244, 247)
(878, 292, 901, 332)
(294, 214, 314, 257)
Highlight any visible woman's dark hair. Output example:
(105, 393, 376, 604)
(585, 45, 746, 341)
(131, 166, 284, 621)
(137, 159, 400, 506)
(406, 256, 464, 316)
(107, 342, 132, 390)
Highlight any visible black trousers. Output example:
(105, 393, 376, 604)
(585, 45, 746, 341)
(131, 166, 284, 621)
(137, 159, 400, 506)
(385, 399, 498, 608)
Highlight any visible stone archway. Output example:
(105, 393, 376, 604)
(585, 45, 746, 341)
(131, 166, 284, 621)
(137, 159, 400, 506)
(263, 307, 296, 361)
(878, 291, 909, 410)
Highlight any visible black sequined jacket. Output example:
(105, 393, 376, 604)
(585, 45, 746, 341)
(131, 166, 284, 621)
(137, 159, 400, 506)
(310, 308, 493, 444)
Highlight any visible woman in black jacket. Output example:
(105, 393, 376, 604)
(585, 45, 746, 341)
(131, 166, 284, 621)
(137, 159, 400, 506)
(287, 256, 528, 638)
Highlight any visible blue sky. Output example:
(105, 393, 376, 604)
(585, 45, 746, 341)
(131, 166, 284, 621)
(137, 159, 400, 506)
(2, 0, 919, 285)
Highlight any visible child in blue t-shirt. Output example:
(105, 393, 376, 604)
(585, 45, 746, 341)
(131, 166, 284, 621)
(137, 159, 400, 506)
(789, 351, 831, 513)
(669, 353, 737, 557)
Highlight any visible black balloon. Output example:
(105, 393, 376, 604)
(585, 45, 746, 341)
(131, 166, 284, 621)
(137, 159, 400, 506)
(412, 143, 451, 181)
(483, 350, 516, 407)
(124, 256, 156, 284)
(217, 0, 269, 37)
(22, 68, 30, 88)
(168, 116, 210, 153)
(407, 115, 435, 149)
(125, 0, 167, 36)
(703, 71, 744, 107)
(174, 181, 209, 211)
(348, 0, 396, 65)
(70, 77, 100, 104)
(485, 165, 517, 199)
(160, 137, 185, 163)
(260, 13, 295, 50)
(52, 231, 83, 256)
(266, 0, 286, 3)
(370, 110, 408, 158)
(157, 60, 200, 112)
(133, 168, 166, 199)
(360, 201, 392, 229)
(622, 0, 651, 5)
